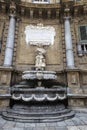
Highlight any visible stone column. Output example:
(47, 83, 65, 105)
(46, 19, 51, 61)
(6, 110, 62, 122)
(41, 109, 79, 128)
(64, 17, 74, 68)
(4, 14, 15, 66)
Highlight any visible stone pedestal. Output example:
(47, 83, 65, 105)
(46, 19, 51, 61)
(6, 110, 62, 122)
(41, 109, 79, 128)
(66, 69, 86, 108)
(0, 66, 12, 109)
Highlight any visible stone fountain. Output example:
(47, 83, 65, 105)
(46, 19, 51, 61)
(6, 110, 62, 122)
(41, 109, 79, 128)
(2, 24, 74, 122)
(2, 47, 74, 122)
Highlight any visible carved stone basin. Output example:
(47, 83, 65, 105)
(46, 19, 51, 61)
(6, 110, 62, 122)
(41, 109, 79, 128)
(11, 87, 66, 102)
(22, 70, 57, 80)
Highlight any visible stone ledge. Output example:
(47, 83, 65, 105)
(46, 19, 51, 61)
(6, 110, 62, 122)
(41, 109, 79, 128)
(71, 107, 87, 113)
(65, 67, 87, 73)
(20, 2, 60, 9)
(65, 67, 80, 72)
(11, 87, 66, 92)
(0, 66, 14, 71)
(0, 94, 11, 99)
(67, 93, 87, 98)
(0, 85, 10, 88)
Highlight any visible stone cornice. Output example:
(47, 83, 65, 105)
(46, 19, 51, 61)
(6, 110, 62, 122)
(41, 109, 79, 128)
(20, 2, 61, 9)
(0, 0, 87, 18)
(0, 66, 14, 71)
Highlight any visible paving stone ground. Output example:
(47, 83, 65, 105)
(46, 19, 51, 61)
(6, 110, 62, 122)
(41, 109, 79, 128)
(0, 112, 87, 130)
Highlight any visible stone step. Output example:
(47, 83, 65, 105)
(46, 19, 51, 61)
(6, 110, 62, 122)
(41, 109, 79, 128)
(4, 107, 71, 117)
(12, 104, 65, 112)
(2, 109, 75, 123)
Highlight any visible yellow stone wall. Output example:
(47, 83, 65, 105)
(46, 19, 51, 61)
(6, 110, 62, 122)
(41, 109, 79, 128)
(16, 19, 63, 71)
(72, 17, 87, 69)
(0, 0, 87, 108)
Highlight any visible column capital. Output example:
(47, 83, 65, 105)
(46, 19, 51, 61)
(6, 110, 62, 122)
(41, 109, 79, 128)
(9, 14, 16, 18)
(63, 16, 71, 21)
(9, 1, 16, 16)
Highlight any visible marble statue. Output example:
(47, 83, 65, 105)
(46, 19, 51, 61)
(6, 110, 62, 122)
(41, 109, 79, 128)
(35, 48, 46, 70)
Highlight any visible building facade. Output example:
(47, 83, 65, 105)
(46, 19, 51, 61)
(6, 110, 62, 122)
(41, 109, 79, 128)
(0, 0, 87, 111)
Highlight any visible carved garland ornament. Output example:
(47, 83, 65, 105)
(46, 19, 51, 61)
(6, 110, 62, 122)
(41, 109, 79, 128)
(12, 93, 66, 101)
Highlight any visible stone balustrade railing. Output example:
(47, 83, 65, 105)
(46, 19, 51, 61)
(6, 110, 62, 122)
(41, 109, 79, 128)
(77, 43, 87, 56)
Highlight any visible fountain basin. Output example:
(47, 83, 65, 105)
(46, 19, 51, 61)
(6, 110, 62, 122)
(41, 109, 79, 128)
(22, 70, 57, 80)
(12, 93, 66, 102)
(11, 87, 66, 102)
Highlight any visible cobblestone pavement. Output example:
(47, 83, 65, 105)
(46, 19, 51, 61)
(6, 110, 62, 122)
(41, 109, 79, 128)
(0, 112, 87, 130)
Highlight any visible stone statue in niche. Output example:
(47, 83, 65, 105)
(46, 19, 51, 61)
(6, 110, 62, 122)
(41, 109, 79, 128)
(35, 47, 46, 70)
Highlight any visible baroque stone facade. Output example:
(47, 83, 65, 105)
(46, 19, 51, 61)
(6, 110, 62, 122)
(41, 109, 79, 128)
(0, 0, 87, 110)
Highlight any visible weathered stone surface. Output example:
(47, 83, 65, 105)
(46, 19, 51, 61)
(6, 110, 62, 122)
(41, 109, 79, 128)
(16, 20, 63, 71)
(1, 0, 87, 113)
(3, 121, 16, 129)
(24, 128, 33, 130)
(78, 125, 87, 130)
(24, 123, 35, 127)
(3, 128, 24, 130)
(44, 127, 56, 130)
(57, 121, 66, 126)
(0, 100, 9, 107)
(15, 122, 25, 128)
(67, 126, 80, 130)
(72, 117, 85, 125)
(68, 99, 85, 107)
(0, 111, 87, 130)
(65, 120, 75, 126)
(55, 127, 68, 130)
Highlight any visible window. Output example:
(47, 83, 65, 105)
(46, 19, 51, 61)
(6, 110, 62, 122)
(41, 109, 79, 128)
(33, 0, 49, 4)
(74, 0, 83, 2)
(0, 39, 2, 53)
(77, 25, 87, 56)
(79, 25, 87, 42)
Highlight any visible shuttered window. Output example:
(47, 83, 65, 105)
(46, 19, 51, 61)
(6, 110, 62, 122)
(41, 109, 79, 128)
(79, 25, 87, 42)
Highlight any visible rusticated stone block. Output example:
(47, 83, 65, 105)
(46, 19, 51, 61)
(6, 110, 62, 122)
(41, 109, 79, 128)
(0, 72, 11, 85)
(67, 71, 80, 88)
(0, 99, 9, 108)
(68, 99, 85, 107)
(1, 74, 7, 84)
(68, 87, 83, 94)
(0, 67, 12, 86)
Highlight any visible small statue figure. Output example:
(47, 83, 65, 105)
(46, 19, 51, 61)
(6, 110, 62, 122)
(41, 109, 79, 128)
(35, 47, 46, 70)
(10, 0, 16, 15)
